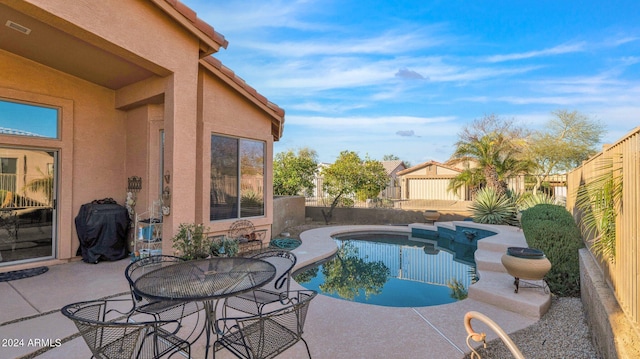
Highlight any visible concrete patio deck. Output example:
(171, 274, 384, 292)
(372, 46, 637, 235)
(0, 224, 543, 359)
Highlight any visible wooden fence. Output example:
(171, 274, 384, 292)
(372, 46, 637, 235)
(566, 126, 640, 331)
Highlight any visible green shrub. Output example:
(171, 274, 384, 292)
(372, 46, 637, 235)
(520, 204, 583, 297)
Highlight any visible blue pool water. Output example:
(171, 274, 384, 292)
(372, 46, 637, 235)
(293, 231, 477, 307)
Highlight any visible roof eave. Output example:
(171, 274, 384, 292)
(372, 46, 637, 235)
(151, 0, 229, 57)
(200, 57, 285, 141)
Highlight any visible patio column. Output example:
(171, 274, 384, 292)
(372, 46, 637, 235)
(162, 72, 198, 254)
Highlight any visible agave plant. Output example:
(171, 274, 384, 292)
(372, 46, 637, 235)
(470, 187, 518, 226)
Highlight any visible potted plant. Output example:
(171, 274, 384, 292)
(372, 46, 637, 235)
(210, 236, 239, 257)
(171, 223, 211, 260)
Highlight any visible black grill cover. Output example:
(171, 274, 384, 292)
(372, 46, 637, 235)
(75, 200, 129, 263)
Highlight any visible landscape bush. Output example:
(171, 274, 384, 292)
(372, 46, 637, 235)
(520, 204, 583, 297)
(470, 187, 518, 226)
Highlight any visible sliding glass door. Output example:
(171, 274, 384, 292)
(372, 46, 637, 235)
(0, 99, 58, 266)
(0, 147, 56, 265)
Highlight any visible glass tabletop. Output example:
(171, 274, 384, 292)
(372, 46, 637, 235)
(133, 257, 276, 302)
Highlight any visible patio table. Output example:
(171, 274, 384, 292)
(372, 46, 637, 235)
(133, 257, 276, 359)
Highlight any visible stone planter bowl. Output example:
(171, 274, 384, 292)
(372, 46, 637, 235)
(501, 247, 551, 281)
(423, 210, 440, 222)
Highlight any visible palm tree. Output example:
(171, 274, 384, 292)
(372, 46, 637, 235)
(448, 132, 532, 197)
(23, 167, 54, 206)
(446, 165, 484, 196)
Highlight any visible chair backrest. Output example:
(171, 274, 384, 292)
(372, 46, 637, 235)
(233, 290, 317, 358)
(61, 299, 184, 359)
(249, 249, 297, 292)
(125, 255, 185, 304)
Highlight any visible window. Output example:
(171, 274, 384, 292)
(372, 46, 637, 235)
(210, 135, 265, 220)
(0, 157, 17, 192)
(0, 100, 58, 139)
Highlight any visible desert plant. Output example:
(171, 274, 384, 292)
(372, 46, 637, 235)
(575, 154, 622, 262)
(470, 187, 518, 225)
(520, 204, 583, 297)
(447, 279, 468, 300)
(171, 223, 211, 260)
(23, 167, 54, 206)
(209, 237, 239, 257)
(241, 190, 263, 207)
(518, 192, 558, 211)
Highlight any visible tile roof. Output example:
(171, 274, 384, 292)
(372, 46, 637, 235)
(381, 160, 406, 175)
(162, 0, 285, 138)
(163, 0, 228, 49)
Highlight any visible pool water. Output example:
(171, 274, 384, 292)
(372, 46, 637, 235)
(293, 232, 477, 307)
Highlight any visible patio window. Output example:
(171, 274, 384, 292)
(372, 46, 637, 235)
(0, 99, 58, 139)
(210, 135, 264, 220)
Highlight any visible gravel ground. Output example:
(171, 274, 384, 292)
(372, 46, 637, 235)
(282, 221, 601, 359)
(462, 296, 600, 359)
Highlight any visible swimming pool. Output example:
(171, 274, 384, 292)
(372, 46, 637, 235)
(293, 231, 478, 307)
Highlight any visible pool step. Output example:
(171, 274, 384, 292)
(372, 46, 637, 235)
(470, 225, 551, 319)
(474, 249, 508, 273)
(469, 271, 551, 318)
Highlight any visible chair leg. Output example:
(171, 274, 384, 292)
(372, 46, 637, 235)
(212, 340, 218, 359)
(301, 337, 312, 358)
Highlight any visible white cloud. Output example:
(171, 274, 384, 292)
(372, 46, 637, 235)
(285, 115, 456, 129)
(485, 42, 586, 63)
(197, 0, 324, 33)
(604, 36, 640, 47)
(239, 28, 447, 57)
(287, 101, 367, 113)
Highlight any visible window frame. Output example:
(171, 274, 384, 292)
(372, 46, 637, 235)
(210, 134, 265, 221)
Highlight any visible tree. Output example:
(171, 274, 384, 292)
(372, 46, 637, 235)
(23, 167, 54, 205)
(448, 115, 532, 196)
(321, 151, 388, 224)
(319, 241, 390, 300)
(273, 148, 318, 196)
(528, 110, 605, 193)
(383, 154, 411, 168)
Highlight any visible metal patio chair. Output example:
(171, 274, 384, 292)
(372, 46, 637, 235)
(61, 298, 191, 359)
(214, 290, 317, 359)
(223, 250, 297, 316)
(125, 255, 202, 334)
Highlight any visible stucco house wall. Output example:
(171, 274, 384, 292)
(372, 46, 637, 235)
(197, 68, 276, 236)
(0, 0, 284, 270)
(1, 50, 126, 262)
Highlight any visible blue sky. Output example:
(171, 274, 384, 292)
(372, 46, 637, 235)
(0, 101, 58, 138)
(184, 0, 640, 166)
